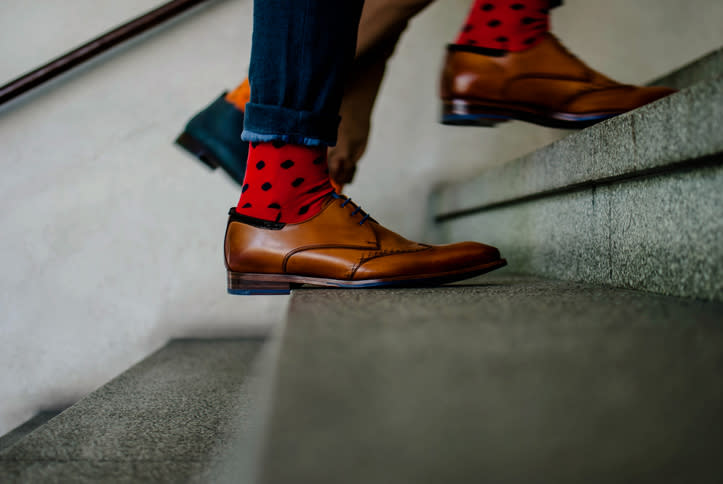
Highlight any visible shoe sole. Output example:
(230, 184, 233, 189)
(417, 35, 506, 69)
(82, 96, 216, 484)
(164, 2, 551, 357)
(175, 131, 221, 171)
(227, 258, 507, 295)
(441, 99, 619, 129)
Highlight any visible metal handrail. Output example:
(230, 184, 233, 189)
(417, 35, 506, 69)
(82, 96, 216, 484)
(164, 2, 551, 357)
(0, 0, 217, 106)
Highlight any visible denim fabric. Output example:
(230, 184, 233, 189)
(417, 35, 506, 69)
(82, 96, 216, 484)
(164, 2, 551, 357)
(242, 0, 365, 147)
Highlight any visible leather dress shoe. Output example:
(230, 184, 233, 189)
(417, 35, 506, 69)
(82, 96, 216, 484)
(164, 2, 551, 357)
(175, 92, 248, 185)
(440, 33, 676, 129)
(224, 193, 506, 294)
(175, 90, 346, 192)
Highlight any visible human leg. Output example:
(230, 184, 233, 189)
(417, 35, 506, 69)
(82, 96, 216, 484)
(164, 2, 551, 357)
(330, 0, 436, 185)
(176, 0, 435, 188)
(224, 0, 505, 294)
(441, 0, 675, 128)
(454, 0, 556, 53)
(235, 0, 363, 223)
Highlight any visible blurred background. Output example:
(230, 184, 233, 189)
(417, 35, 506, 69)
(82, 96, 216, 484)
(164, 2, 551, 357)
(1, 0, 721, 436)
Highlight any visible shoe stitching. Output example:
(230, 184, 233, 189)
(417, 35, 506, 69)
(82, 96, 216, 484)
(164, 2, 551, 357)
(361, 222, 430, 262)
(562, 84, 638, 111)
(494, 78, 635, 114)
(282, 244, 379, 274)
(350, 247, 431, 280)
(355, 247, 431, 267)
(506, 72, 594, 83)
(500, 75, 604, 104)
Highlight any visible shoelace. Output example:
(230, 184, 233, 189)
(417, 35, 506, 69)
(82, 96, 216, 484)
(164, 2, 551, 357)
(331, 192, 371, 225)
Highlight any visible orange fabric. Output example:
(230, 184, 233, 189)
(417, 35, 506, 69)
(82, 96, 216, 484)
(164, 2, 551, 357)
(330, 179, 344, 193)
(225, 78, 251, 111)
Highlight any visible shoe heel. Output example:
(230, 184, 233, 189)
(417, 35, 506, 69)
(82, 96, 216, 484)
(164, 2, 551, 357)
(227, 272, 296, 295)
(441, 101, 509, 127)
(175, 131, 221, 170)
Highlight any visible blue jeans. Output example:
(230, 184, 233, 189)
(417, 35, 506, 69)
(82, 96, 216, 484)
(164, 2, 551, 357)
(242, 0, 365, 147)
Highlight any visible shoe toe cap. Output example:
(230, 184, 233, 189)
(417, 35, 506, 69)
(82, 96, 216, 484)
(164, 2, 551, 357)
(568, 85, 677, 114)
(353, 241, 502, 281)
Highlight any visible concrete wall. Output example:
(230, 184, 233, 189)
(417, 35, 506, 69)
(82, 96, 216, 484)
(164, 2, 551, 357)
(1, 0, 721, 435)
(0, 0, 278, 436)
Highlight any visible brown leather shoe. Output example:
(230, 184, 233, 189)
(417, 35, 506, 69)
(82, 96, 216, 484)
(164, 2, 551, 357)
(224, 193, 506, 294)
(440, 33, 676, 129)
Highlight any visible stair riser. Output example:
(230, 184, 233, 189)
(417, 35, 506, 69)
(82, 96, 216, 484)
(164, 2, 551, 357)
(435, 78, 722, 217)
(438, 163, 723, 301)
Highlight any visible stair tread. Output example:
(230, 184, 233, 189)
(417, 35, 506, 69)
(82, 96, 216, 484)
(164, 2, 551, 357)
(0, 339, 264, 483)
(435, 74, 722, 218)
(0, 411, 63, 454)
(254, 275, 723, 483)
(649, 47, 723, 90)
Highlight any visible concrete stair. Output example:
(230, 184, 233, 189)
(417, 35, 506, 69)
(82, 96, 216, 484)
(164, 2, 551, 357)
(250, 275, 723, 484)
(2, 45, 721, 484)
(3, 276, 721, 483)
(430, 47, 722, 301)
(0, 411, 64, 454)
(0, 339, 265, 483)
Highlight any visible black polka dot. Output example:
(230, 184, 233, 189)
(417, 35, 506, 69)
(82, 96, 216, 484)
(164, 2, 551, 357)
(312, 156, 324, 165)
(256, 160, 266, 170)
(251, 142, 260, 148)
(510, 3, 525, 10)
(242, 184, 249, 193)
(292, 177, 305, 187)
(524, 37, 537, 45)
(466, 39, 478, 45)
(496, 36, 509, 42)
(481, 3, 494, 11)
(305, 185, 324, 194)
(242, 203, 252, 208)
(539, 8, 550, 14)
(261, 182, 272, 191)
(298, 204, 310, 215)
(463, 24, 474, 33)
(280, 160, 295, 169)
(271, 140, 286, 148)
(521, 17, 536, 25)
(268, 203, 281, 209)
(275, 213, 282, 222)
(487, 19, 501, 27)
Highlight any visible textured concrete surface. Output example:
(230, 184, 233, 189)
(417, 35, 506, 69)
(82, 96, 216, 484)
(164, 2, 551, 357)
(0, 411, 63, 453)
(434, 76, 722, 216)
(441, 163, 723, 301)
(0, 339, 264, 483)
(651, 47, 723, 89)
(254, 276, 723, 484)
(0, 0, 289, 438)
(2, 0, 722, 439)
(2, 0, 722, 437)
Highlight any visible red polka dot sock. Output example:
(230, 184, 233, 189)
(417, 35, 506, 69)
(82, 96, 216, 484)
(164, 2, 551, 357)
(455, 0, 551, 53)
(236, 141, 334, 223)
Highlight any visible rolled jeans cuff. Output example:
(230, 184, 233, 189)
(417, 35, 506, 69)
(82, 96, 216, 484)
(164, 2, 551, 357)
(242, 102, 340, 147)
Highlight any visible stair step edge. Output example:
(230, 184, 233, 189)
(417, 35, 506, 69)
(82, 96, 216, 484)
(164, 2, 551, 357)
(434, 76, 721, 219)
(0, 338, 266, 483)
(648, 47, 723, 89)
